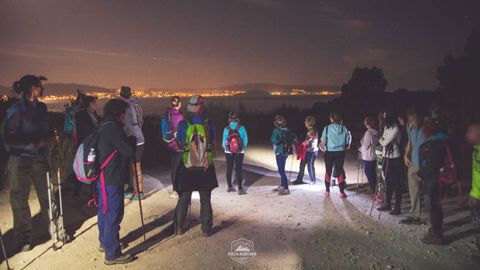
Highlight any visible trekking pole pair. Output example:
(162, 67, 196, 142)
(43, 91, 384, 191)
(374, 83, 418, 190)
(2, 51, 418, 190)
(369, 154, 390, 220)
(46, 169, 67, 251)
(132, 156, 147, 242)
(0, 228, 11, 270)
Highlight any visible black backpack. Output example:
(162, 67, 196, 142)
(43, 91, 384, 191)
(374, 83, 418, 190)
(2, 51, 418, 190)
(282, 129, 296, 155)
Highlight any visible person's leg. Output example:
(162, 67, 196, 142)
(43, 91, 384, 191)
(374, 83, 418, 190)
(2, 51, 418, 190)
(199, 191, 213, 234)
(471, 203, 480, 254)
(235, 153, 244, 190)
(8, 156, 33, 245)
(279, 154, 289, 189)
(324, 152, 334, 193)
(408, 165, 421, 216)
(392, 158, 403, 212)
(175, 191, 192, 232)
(310, 151, 318, 183)
(306, 152, 314, 182)
(383, 159, 394, 209)
(333, 152, 347, 194)
(97, 182, 106, 250)
(275, 154, 287, 188)
(225, 153, 234, 188)
(364, 160, 377, 190)
(295, 158, 307, 183)
(103, 184, 125, 261)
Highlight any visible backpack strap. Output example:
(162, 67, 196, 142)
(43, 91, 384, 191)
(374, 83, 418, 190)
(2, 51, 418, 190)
(99, 149, 119, 214)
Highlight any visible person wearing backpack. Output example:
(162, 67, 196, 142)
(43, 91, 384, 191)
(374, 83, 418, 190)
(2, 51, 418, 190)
(401, 109, 426, 225)
(222, 111, 248, 195)
(120, 86, 145, 201)
(161, 96, 184, 199)
(417, 117, 448, 245)
(377, 111, 404, 215)
(358, 116, 378, 193)
(271, 115, 296, 195)
(96, 98, 136, 265)
(320, 113, 352, 198)
(174, 96, 218, 236)
(3, 75, 71, 252)
(467, 123, 480, 258)
(293, 116, 318, 185)
(73, 95, 100, 197)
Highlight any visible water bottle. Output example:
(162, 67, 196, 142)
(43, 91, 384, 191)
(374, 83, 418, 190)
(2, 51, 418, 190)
(87, 148, 96, 163)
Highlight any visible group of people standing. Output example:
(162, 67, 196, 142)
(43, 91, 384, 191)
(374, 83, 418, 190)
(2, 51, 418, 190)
(2, 74, 480, 265)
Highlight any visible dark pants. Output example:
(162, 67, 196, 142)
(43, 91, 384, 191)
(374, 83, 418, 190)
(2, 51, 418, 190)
(363, 160, 377, 190)
(97, 183, 124, 261)
(7, 156, 60, 243)
(170, 150, 183, 191)
(275, 153, 289, 189)
(472, 203, 480, 253)
(424, 182, 443, 236)
(225, 153, 244, 189)
(384, 157, 404, 210)
(324, 151, 346, 193)
(175, 191, 213, 233)
(296, 151, 318, 183)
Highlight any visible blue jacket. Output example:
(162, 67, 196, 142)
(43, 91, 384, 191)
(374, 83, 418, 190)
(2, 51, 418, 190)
(222, 121, 248, 153)
(3, 99, 49, 158)
(320, 123, 352, 152)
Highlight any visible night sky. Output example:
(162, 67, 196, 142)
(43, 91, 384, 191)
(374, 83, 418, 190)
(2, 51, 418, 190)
(1, 0, 479, 90)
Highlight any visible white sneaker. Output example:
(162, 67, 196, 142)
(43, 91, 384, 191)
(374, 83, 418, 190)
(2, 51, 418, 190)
(170, 191, 179, 199)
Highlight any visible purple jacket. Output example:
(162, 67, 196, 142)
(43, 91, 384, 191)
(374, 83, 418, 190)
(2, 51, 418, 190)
(162, 107, 184, 152)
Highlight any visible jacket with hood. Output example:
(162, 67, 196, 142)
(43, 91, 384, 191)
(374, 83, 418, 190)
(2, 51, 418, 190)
(123, 97, 145, 145)
(222, 121, 248, 154)
(379, 124, 402, 158)
(271, 127, 295, 155)
(162, 107, 184, 152)
(320, 123, 351, 152)
(418, 133, 447, 193)
(359, 128, 378, 161)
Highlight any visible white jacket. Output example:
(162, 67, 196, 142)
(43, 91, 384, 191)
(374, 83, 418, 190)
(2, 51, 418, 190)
(379, 124, 402, 158)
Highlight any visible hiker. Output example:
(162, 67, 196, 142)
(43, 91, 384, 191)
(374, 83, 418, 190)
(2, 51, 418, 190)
(418, 117, 448, 245)
(378, 111, 404, 215)
(320, 113, 352, 198)
(120, 86, 145, 201)
(293, 115, 318, 185)
(73, 95, 100, 197)
(271, 115, 296, 195)
(222, 111, 248, 195)
(359, 116, 378, 193)
(466, 123, 480, 256)
(161, 96, 184, 199)
(401, 109, 426, 224)
(3, 75, 71, 251)
(174, 96, 218, 236)
(96, 98, 136, 264)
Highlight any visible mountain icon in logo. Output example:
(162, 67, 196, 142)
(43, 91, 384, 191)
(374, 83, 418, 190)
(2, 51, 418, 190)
(235, 245, 251, 252)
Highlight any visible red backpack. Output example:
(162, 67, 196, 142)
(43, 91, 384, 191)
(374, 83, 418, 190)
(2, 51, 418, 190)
(226, 126, 243, 153)
(439, 141, 457, 185)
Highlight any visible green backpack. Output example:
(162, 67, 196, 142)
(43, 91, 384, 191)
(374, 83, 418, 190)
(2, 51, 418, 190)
(182, 119, 213, 170)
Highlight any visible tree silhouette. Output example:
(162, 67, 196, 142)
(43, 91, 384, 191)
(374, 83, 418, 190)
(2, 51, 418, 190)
(341, 66, 388, 98)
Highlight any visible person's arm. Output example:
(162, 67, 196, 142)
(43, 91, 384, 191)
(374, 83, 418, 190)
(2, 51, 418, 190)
(346, 129, 352, 149)
(108, 125, 134, 159)
(271, 129, 281, 146)
(404, 140, 413, 167)
(379, 126, 399, 147)
(240, 125, 248, 150)
(358, 131, 371, 153)
(320, 127, 326, 144)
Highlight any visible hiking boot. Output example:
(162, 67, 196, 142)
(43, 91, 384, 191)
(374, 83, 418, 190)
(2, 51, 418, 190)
(400, 216, 421, 225)
(202, 229, 213, 237)
(227, 187, 236, 193)
(421, 234, 444, 245)
(273, 186, 285, 192)
(377, 206, 391, 211)
(339, 192, 348, 199)
(59, 233, 74, 244)
(130, 192, 144, 201)
(18, 241, 32, 252)
(278, 189, 290, 195)
(175, 227, 187, 236)
(389, 208, 401, 215)
(104, 254, 133, 265)
(293, 180, 307, 185)
(324, 191, 330, 197)
(310, 180, 316, 185)
(169, 191, 179, 199)
(238, 189, 247, 195)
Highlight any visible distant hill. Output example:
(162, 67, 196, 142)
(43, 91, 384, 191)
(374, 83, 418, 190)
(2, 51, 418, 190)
(220, 83, 339, 92)
(44, 83, 113, 96)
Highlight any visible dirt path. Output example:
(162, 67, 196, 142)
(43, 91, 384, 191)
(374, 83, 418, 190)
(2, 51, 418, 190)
(1, 146, 478, 270)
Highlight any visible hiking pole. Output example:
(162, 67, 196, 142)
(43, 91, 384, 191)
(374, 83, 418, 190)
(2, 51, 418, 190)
(0, 229, 11, 270)
(46, 172, 58, 250)
(132, 159, 147, 242)
(57, 169, 67, 245)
